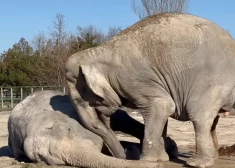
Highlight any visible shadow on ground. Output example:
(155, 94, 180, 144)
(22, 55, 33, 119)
(0, 146, 13, 157)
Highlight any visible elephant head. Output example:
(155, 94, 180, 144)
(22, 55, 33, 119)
(65, 51, 126, 158)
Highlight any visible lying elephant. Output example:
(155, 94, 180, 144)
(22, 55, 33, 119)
(8, 90, 163, 168)
(65, 12, 235, 167)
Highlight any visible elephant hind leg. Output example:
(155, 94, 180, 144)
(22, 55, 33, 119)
(211, 116, 219, 150)
(187, 112, 218, 167)
(186, 89, 226, 167)
(211, 115, 220, 160)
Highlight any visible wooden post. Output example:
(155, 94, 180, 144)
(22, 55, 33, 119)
(1, 88, 3, 109)
(21, 87, 23, 100)
(10, 88, 13, 108)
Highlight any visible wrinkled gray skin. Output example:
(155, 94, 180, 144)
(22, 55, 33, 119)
(8, 90, 163, 168)
(65, 13, 235, 167)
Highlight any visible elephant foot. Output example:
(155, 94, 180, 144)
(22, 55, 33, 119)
(187, 155, 215, 168)
(141, 150, 169, 162)
(158, 150, 169, 161)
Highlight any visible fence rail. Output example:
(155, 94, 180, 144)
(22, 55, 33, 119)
(0, 86, 66, 109)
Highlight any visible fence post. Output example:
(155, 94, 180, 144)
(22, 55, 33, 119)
(31, 87, 33, 93)
(41, 87, 44, 91)
(63, 87, 66, 93)
(1, 88, 3, 109)
(21, 87, 23, 100)
(11, 88, 13, 108)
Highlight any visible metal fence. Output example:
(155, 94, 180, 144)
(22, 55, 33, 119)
(0, 86, 66, 109)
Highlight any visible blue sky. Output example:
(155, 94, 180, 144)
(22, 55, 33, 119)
(0, 0, 235, 53)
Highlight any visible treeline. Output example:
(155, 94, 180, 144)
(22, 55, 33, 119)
(0, 1, 190, 87)
(0, 14, 122, 87)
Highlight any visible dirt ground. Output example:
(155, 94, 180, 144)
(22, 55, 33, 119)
(1, 111, 235, 168)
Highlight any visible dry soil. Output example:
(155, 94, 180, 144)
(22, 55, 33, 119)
(1, 111, 235, 168)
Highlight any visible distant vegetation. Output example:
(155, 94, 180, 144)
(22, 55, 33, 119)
(0, 0, 189, 87)
(0, 14, 122, 86)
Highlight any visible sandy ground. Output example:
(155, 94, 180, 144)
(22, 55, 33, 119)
(1, 111, 235, 168)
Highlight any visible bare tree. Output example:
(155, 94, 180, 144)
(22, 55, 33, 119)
(106, 26, 122, 40)
(49, 13, 68, 47)
(32, 31, 47, 56)
(77, 25, 106, 44)
(42, 13, 70, 86)
(76, 25, 123, 43)
(132, 0, 189, 20)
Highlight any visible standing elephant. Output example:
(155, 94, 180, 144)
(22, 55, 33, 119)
(65, 13, 235, 167)
(8, 90, 163, 168)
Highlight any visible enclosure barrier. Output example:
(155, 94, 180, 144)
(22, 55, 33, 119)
(0, 86, 66, 109)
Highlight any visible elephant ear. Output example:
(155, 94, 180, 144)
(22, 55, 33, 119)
(80, 65, 121, 106)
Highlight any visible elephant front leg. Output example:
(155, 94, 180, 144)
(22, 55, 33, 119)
(140, 97, 175, 162)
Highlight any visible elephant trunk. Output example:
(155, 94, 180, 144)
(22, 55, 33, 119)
(62, 147, 163, 168)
